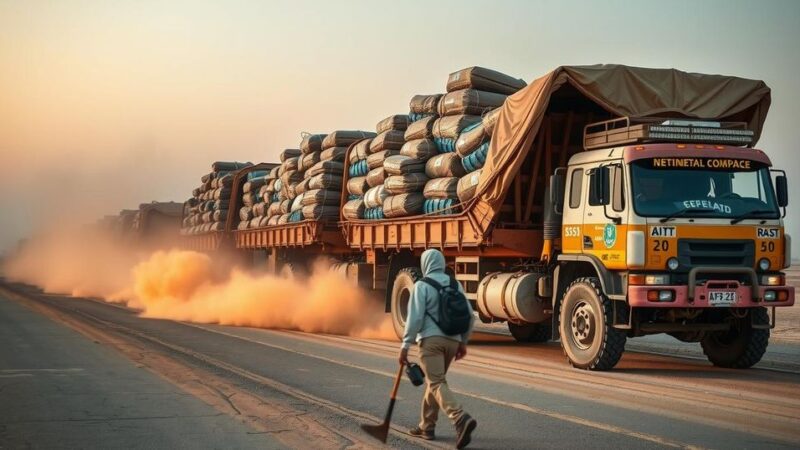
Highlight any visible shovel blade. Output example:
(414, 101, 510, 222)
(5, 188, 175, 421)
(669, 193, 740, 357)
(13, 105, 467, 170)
(361, 422, 389, 443)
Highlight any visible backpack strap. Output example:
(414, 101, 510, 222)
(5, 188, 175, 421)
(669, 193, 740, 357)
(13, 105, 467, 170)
(418, 277, 443, 328)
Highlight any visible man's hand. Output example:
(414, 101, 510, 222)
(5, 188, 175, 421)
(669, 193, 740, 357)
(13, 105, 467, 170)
(455, 343, 467, 360)
(399, 348, 409, 366)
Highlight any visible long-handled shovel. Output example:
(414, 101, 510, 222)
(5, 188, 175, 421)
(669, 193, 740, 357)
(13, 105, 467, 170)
(361, 364, 404, 443)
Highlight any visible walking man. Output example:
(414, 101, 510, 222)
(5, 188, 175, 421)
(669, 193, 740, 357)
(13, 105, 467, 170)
(398, 248, 477, 449)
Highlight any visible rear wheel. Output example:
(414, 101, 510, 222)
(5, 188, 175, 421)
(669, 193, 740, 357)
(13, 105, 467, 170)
(390, 267, 422, 340)
(558, 277, 626, 370)
(701, 307, 769, 368)
(508, 322, 551, 343)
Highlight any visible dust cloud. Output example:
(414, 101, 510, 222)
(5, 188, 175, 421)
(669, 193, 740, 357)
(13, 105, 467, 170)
(2, 227, 395, 340)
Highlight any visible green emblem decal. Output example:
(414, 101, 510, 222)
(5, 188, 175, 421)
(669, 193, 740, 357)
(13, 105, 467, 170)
(603, 224, 617, 248)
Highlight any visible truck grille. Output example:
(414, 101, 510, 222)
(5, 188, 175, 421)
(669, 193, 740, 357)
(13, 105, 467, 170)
(677, 239, 754, 268)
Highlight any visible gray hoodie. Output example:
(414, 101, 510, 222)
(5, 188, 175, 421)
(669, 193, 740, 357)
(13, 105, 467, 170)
(401, 249, 475, 350)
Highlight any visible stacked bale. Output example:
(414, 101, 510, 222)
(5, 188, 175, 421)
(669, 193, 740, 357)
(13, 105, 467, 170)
(306, 130, 374, 222)
(180, 161, 252, 234)
(426, 67, 525, 215)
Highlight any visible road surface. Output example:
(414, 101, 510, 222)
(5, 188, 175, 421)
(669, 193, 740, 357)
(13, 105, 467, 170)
(1, 280, 798, 449)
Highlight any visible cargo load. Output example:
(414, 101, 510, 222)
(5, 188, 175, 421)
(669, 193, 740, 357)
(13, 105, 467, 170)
(446, 66, 526, 95)
(181, 161, 252, 235)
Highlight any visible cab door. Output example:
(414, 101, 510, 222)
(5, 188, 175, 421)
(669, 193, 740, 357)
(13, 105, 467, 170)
(561, 165, 586, 255)
(583, 162, 628, 269)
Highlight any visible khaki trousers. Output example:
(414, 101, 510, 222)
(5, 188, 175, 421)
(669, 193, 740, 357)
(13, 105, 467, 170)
(418, 336, 464, 431)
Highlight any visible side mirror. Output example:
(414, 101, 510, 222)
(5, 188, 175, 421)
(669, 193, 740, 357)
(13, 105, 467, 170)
(589, 166, 610, 206)
(776, 175, 788, 207)
(550, 168, 566, 214)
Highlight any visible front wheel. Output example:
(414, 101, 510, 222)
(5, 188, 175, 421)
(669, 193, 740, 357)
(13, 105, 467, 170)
(390, 267, 422, 340)
(558, 277, 626, 370)
(701, 307, 769, 368)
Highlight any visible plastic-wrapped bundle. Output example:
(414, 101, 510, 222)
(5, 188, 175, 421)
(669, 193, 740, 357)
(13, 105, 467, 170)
(363, 207, 385, 220)
(437, 89, 507, 116)
(239, 206, 253, 221)
(243, 178, 266, 194)
(455, 122, 489, 157)
(306, 173, 342, 191)
(432, 115, 481, 152)
(404, 116, 436, 141)
(280, 169, 304, 189)
(306, 160, 344, 178)
(424, 198, 460, 215)
(384, 173, 429, 195)
(347, 194, 360, 201)
(322, 130, 376, 149)
(446, 66, 526, 95)
(384, 155, 426, 175)
(252, 202, 267, 217)
(347, 176, 370, 196)
(217, 174, 234, 189)
(237, 220, 249, 230)
(366, 167, 387, 187)
(288, 210, 304, 223)
(212, 209, 227, 222)
(369, 130, 405, 154)
(364, 185, 389, 209)
(349, 139, 372, 164)
(294, 178, 311, 196)
(299, 152, 321, 171)
(457, 170, 482, 203)
(268, 202, 283, 217)
(376, 114, 409, 133)
(426, 153, 467, 178)
(342, 198, 365, 220)
(400, 139, 438, 160)
(268, 165, 280, 179)
(212, 161, 252, 172)
(423, 177, 459, 199)
(349, 159, 369, 177)
(277, 213, 290, 225)
(300, 134, 326, 154)
(383, 193, 424, 218)
(302, 204, 339, 220)
(367, 150, 399, 170)
(321, 146, 347, 162)
(482, 108, 501, 135)
(291, 193, 305, 212)
(301, 189, 341, 207)
(267, 215, 281, 226)
(409, 94, 443, 122)
(279, 199, 292, 214)
(462, 142, 489, 172)
(282, 156, 300, 172)
(279, 149, 301, 162)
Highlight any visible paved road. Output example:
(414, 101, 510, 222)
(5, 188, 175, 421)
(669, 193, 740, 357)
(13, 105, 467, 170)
(2, 282, 799, 449)
(0, 288, 283, 449)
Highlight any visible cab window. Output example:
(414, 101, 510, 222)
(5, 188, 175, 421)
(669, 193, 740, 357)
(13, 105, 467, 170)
(612, 165, 625, 212)
(569, 168, 583, 209)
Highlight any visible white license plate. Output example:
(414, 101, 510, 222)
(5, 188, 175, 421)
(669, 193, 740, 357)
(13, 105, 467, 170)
(708, 290, 737, 306)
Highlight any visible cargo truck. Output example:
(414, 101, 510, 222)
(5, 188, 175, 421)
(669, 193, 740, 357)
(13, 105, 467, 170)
(223, 65, 794, 370)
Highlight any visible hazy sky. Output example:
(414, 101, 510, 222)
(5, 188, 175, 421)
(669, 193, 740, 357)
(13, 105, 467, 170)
(1, 0, 799, 254)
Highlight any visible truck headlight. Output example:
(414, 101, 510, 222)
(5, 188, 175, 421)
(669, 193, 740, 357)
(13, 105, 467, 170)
(667, 257, 680, 271)
(758, 258, 770, 271)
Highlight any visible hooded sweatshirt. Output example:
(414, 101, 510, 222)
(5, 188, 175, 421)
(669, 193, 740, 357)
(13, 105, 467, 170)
(401, 249, 475, 349)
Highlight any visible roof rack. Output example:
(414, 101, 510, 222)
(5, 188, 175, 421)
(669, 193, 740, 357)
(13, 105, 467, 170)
(583, 117, 754, 150)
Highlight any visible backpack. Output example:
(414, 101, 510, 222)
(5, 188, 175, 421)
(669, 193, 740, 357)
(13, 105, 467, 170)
(420, 277, 472, 335)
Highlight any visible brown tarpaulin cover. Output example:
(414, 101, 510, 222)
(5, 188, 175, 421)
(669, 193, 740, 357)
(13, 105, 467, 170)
(469, 64, 771, 237)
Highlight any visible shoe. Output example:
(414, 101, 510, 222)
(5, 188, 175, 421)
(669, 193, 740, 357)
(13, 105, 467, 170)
(408, 426, 435, 440)
(455, 414, 477, 449)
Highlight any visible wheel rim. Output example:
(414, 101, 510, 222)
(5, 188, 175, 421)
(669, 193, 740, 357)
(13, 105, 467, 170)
(570, 300, 596, 350)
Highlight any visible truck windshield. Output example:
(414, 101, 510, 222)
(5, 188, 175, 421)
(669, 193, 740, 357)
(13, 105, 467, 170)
(630, 158, 779, 220)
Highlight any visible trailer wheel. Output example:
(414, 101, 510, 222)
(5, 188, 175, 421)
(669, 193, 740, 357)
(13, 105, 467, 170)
(508, 322, 551, 343)
(559, 277, 626, 370)
(390, 267, 422, 340)
(701, 307, 769, 368)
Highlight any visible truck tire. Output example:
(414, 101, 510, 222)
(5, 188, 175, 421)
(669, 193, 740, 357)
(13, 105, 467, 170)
(559, 277, 626, 370)
(390, 267, 422, 340)
(508, 322, 551, 343)
(700, 307, 769, 368)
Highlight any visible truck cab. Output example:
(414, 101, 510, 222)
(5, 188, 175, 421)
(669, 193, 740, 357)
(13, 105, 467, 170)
(552, 118, 794, 370)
